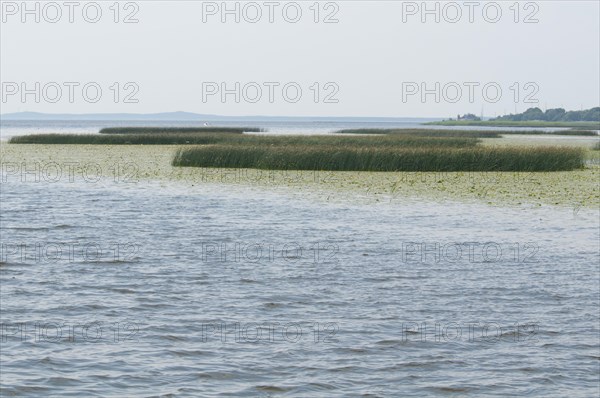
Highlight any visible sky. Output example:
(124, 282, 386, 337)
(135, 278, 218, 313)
(1, 0, 599, 118)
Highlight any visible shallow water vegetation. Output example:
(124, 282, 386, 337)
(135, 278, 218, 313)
(231, 135, 480, 148)
(565, 130, 600, 136)
(2, 144, 597, 207)
(335, 128, 599, 137)
(9, 133, 480, 148)
(335, 128, 501, 138)
(173, 145, 585, 172)
(8, 131, 587, 172)
(98, 127, 260, 134)
(9, 133, 245, 145)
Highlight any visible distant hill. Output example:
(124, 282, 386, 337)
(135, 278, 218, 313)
(0, 111, 215, 121)
(492, 107, 600, 122)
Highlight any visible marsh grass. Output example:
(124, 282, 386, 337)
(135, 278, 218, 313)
(9, 130, 586, 171)
(564, 130, 600, 136)
(173, 145, 584, 172)
(9, 133, 480, 148)
(335, 129, 502, 138)
(336, 128, 599, 137)
(98, 127, 260, 134)
(231, 135, 480, 148)
(9, 133, 241, 145)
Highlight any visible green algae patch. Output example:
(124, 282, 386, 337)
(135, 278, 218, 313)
(1, 144, 598, 208)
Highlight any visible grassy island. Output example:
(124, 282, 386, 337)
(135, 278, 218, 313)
(8, 128, 592, 172)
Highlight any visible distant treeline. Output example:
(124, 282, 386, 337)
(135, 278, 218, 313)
(492, 107, 600, 122)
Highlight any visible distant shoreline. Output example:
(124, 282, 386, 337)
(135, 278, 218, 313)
(426, 120, 600, 129)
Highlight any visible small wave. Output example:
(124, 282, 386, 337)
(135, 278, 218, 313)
(0, 386, 50, 395)
(0, 262, 31, 269)
(255, 385, 292, 393)
(168, 349, 211, 358)
(5, 227, 50, 231)
(109, 288, 136, 294)
(196, 371, 237, 380)
(330, 365, 359, 373)
(263, 302, 282, 308)
(428, 386, 471, 393)
(44, 377, 81, 386)
(163, 335, 186, 342)
(104, 261, 138, 265)
(375, 339, 402, 346)
(305, 382, 337, 391)
(399, 361, 433, 368)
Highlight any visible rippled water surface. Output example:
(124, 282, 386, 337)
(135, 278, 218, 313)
(1, 175, 599, 397)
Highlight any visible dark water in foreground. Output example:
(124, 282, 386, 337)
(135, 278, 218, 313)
(1, 175, 599, 396)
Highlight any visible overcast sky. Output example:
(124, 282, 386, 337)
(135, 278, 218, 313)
(1, 0, 599, 117)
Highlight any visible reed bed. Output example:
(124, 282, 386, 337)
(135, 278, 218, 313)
(98, 127, 260, 134)
(563, 130, 600, 136)
(9, 130, 586, 171)
(335, 128, 599, 137)
(9, 133, 480, 148)
(9, 133, 239, 145)
(234, 135, 479, 148)
(173, 145, 584, 172)
(335, 129, 501, 138)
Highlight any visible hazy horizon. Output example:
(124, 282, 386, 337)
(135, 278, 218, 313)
(2, 1, 599, 117)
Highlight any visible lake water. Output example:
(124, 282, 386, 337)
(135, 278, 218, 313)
(0, 119, 582, 141)
(0, 121, 599, 396)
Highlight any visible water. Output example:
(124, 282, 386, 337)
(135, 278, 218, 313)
(0, 119, 581, 141)
(1, 170, 599, 396)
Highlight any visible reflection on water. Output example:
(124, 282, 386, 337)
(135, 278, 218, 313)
(1, 175, 598, 396)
